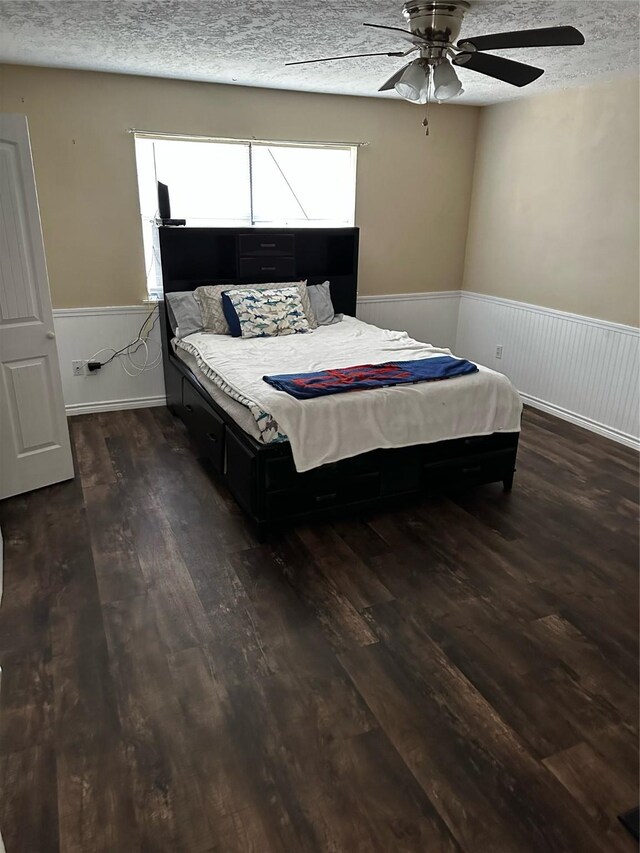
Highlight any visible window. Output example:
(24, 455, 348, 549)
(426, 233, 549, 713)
(134, 134, 358, 298)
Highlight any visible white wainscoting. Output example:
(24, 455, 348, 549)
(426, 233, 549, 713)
(53, 305, 165, 415)
(357, 291, 460, 350)
(52, 296, 640, 450)
(53, 296, 459, 416)
(456, 292, 640, 449)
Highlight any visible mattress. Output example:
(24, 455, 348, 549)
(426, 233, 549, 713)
(175, 316, 522, 473)
(172, 343, 266, 442)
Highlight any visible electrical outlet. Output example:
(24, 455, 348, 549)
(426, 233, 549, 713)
(72, 359, 86, 376)
(495, 345, 504, 359)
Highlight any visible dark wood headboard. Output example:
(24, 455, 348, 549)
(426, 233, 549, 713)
(157, 225, 359, 312)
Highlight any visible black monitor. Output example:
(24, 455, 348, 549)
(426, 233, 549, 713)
(156, 182, 185, 226)
(157, 181, 171, 219)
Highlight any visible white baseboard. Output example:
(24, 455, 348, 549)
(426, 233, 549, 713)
(520, 393, 640, 451)
(66, 395, 166, 416)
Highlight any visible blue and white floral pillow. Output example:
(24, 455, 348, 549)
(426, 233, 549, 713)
(222, 287, 311, 338)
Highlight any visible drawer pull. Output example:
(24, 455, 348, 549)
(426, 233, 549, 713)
(315, 492, 337, 503)
(462, 465, 481, 474)
(207, 432, 218, 444)
(260, 242, 276, 248)
(185, 404, 193, 413)
(261, 266, 276, 271)
(464, 437, 482, 445)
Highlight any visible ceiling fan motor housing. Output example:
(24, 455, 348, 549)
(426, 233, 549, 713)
(402, 1, 469, 47)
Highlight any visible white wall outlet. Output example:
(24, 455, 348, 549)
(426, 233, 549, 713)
(72, 359, 86, 376)
(495, 345, 504, 359)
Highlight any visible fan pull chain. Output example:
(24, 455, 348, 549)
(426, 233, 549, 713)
(422, 74, 432, 136)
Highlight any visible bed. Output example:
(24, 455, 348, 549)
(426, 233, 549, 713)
(158, 225, 521, 539)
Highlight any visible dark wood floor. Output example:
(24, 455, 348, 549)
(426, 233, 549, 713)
(0, 406, 637, 852)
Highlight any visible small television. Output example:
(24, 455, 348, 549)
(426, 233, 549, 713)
(156, 181, 185, 226)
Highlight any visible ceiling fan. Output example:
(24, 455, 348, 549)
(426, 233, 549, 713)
(285, 1, 585, 108)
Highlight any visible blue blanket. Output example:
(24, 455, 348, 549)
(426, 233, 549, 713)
(263, 356, 478, 400)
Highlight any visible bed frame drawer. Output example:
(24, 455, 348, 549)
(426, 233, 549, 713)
(264, 473, 380, 520)
(424, 449, 515, 490)
(264, 451, 379, 492)
(182, 380, 224, 471)
(422, 433, 516, 463)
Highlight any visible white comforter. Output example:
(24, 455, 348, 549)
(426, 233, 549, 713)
(179, 317, 522, 472)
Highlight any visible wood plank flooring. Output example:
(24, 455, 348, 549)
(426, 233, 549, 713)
(0, 406, 637, 852)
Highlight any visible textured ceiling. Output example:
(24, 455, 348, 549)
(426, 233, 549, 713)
(0, 0, 638, 105)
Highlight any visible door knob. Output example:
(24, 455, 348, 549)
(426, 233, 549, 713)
(46, 331, 55, 339)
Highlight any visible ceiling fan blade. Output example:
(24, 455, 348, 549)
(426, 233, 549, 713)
(378, 63, 412, 92)
(364, 22, 427, 46)
(458, 25, 585, 52)
(285, 50, 406, 66)
(454, 52, 544, 87)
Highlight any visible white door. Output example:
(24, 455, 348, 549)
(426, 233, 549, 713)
(0, 114, 73, 500)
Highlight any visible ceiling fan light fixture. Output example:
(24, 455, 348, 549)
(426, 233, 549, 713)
(432, 57, 463, 101)
(286, 5, 585, 133)
(394, 60, 429, 103)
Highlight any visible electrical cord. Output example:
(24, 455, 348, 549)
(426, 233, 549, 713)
(101, 307, 157, 364)
(88, 306, 162, 376)
(88, 195, 163, 376)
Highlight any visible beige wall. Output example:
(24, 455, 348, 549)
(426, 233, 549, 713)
(0, 64, 479, 308)
(463, 75, 640, 327)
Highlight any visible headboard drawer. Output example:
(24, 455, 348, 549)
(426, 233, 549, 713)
(238, 256, 296, 279)
(239, 233, 294, 257)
